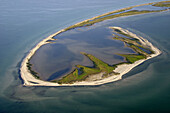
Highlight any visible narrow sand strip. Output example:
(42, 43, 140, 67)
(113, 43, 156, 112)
(20, 26, 161, 86)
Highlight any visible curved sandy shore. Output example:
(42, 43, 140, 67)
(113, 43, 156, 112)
(20, 26, 161, 86)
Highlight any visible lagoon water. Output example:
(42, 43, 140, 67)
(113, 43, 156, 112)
(0, 0, 170, 113)
(30, 19, 136, 81)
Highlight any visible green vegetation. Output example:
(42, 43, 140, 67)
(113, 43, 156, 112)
(27, 60, 40, 79)
(128, 44, 149, 57)
(111, 28, 153, 57)
(118, 54, 146, 64)
(112, 28, 155, 55)
(110, 27, 154, 64)
(57, 52, 118, 84)
(82, 53, 117, 74)
(153, 1, 170, 7)
(64, 9, 167, 31)
(97, 7, 133, 18)
(111, 27, 139, 41)
(113, 35, 141, 47)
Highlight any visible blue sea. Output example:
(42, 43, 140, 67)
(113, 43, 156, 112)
(0, 0, 170, 113)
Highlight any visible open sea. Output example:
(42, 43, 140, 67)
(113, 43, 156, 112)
(0, 0, 169, 113)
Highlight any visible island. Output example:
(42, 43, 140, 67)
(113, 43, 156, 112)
(20, 1, 170, 86)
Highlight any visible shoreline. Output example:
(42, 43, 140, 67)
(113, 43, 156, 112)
(20, 1, 166, 86)
(20, 26, 161, 86)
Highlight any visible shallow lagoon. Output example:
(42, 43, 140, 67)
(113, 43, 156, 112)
(30, 21, 136, 81)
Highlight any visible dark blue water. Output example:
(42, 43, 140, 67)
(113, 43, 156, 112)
(0, 0, 169, 113)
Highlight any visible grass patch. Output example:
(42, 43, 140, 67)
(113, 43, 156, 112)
(111, 27, 139, 41)
(128, 44, 149, 57)
(118, 54, 146, 63)
(27, 60, 40, 79)
(153, 1, 170, 7)
(111, 29, 152, 57)
(82, 52, 117, 74)
(113, 35, 141, 47)
(112, 35, 147, 63)
(57, 53, 117, 84)
(113, 36, 149, 57)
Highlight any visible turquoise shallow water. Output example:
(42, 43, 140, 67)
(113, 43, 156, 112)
(0, 0, 169, 113)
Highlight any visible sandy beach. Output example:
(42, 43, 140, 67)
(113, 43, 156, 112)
(20, 25, 161, 86)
